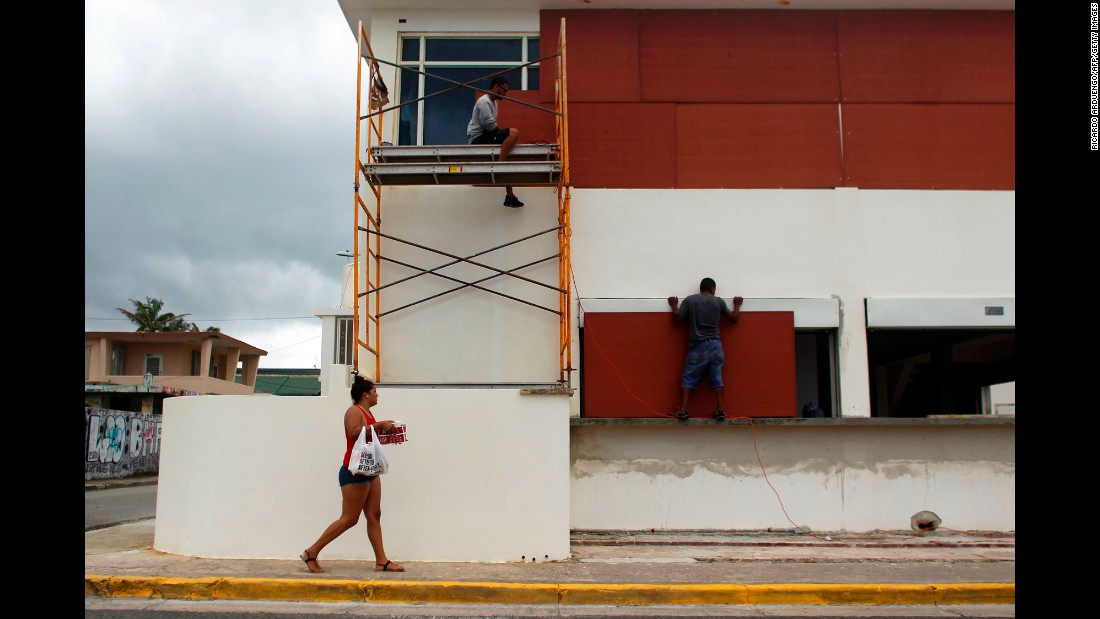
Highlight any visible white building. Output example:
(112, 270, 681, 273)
(154, 1, 1014, 563)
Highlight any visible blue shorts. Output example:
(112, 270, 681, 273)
(680, 339, 724, 389)
(338, 465, 377, 486)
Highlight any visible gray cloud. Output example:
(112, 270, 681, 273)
(85, 0, 356, 367)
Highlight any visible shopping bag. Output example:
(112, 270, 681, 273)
(349, 425, 388, 476)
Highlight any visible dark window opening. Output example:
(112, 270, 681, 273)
(796, 330, 836, 418)
(867, 329, 1015, 418)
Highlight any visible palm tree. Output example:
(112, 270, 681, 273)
(116, 297, 194, 332)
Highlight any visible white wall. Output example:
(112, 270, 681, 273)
(571, 423, 1016, 531)
(367, 186, 1014, 419)
(358, 185, 562, 384)
(154, 389, 572, 562)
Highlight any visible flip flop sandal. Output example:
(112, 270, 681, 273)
(300, 550, 323, 573)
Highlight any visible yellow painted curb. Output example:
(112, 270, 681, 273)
(85, 575, 1014, 606)
(558, 583, 1014, 606)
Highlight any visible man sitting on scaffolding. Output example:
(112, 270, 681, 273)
(466, 77, 523, 208)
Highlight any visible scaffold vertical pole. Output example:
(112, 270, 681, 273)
(354, 21, 384, 381)
(556, 18, 572, 385)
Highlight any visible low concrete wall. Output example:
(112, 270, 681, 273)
(154, 389, 572, 562)
(151, 393, 1012, 563)
(570, 419, 1015, 532)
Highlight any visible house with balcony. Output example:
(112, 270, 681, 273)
(84, 331, 266, 414)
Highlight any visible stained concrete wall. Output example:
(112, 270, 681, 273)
(154, 389, 571, 562)
(571, 420, 1015, 532)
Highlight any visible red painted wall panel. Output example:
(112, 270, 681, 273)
(582, 312, 796, 418)
(498, 90, 557, 145)
(569, 102, 677, 188)
(539, 9, 1014, 190)
(638, 10, 840, 103)
(540, 10, 641, 104)
(837, 11, 1015, 103)
(676, 104, 842, 188)
(842, 103, 1015, 190)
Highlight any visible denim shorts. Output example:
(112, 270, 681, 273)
(680, 339, 724, 389)
(338, 465, 377, 486)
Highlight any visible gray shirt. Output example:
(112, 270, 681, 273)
(466, 94, 498, 143)
(676, 293, 731, 348)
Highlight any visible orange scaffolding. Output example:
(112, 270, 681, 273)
(351, 19, 572, 386)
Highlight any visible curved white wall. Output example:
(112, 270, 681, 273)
(155, 389, 571, 562)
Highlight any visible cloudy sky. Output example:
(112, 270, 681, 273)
(85, 0, 359, 368)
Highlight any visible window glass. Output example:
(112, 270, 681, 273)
(397, 35, 540, 145)
(426, 38, 521, 61)
(424, 67, 523, 145)
(401, 38, 420, 62)
(398, 67, 419, 146)
(336, 318, 354, 366)
(111, 344, 127, 375)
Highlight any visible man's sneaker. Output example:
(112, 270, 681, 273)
(673, 408, 690, 421)
(712, 410, 726, 421)
(503, 195, 524, 208)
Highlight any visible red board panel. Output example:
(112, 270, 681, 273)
(676, 104, 842, 188)
(569, 102, 677, 188)
(498, 90, 557, 145)
(638, 10, 840, 103)
(842, 103, 1015, 190)
(837, 11, 1015, 103)
(540, 10, 641, 104)
(582, 312, 796, 418)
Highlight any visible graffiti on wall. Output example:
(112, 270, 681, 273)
(85, 406, 162, 480)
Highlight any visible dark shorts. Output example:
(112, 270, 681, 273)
(680, 339, 725, 389)
(470, 128, 511, 145)
(339, 465, 377, 486)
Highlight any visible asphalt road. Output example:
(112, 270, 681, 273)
(85, 483, 158, 531)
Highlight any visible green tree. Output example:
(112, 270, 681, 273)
(115, 297, 217, 333)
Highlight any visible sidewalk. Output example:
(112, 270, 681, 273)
(85, 507, 1014, 608)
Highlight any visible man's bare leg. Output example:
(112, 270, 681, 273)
(499, 128, 519, 161)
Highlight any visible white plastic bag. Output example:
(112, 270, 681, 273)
(349, 425, 388, 476)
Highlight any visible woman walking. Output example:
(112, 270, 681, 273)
(301, 375, 405, 573)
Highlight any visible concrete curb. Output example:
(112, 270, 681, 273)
(85, 575, 1015, 606)
(85, 478, 159, 492)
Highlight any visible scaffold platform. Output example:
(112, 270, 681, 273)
(363, 144, 561, 186)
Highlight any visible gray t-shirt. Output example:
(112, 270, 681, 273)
(676, 293, 731, 348)
(466, 94, 498, 143)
